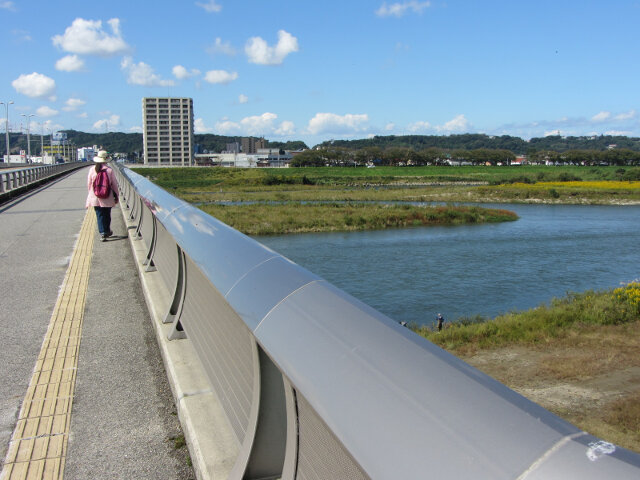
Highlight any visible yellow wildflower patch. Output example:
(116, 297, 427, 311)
(504, 181, 640, 190)
(614, 282, 640, 314)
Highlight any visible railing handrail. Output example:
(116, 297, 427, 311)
(116, 164, 640, 480)
(0, 162, 86, 195)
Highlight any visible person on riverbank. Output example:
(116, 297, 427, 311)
(86, 150, 119, 241)
(436, 313, 445, 332)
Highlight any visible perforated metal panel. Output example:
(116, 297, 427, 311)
(153, 221, 178, 292)
(179, 255, 255, 442)
(296, 394, 369, 480)
(139, 202, 154, 247)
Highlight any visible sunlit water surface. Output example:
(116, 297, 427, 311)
(254, 204, 640, 326)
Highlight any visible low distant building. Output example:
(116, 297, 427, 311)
(78, 147, 96, 162)
(224, 142, 241, 154)
(256, 148, 292, 167)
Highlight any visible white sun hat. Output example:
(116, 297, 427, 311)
(94, 150, 110, 163)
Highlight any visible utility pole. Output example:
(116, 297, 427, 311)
(1, 100, 13, 162)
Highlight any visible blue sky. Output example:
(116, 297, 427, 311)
(2, 0, 639, 147)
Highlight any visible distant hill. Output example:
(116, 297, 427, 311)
(2, 130, 639, 158)
(318, 134, 640, 153)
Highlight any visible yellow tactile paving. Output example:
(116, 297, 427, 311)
(1, 211, 96, 480)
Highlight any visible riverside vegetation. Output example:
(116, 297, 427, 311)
(133, 165, 640, 453)
(413, 283, 640, 453)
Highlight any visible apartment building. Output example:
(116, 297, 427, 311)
(241, 136, 265, 154)
(142, 97, 193, 165)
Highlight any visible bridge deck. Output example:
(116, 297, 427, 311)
(0, 169, 193, 479)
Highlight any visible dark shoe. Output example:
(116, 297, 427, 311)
(106, 230, 113, 238)
(101, 234, 107, 242)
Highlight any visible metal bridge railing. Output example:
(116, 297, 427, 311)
(115, 164, 640, 480)
(0, 162, 86, 195)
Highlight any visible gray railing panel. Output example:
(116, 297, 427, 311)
(139, 202, 154, 245)
(0, 163, 85, 197)
(224, 256, 322, 331)
(296, 393, 369, 480)
(153, 221, 179, 292)
(116, 164, 640, 480)
(180, 254, 255, 443)
(525, 435, 640, 479)
(254, 279, 578, 479)
(167, 206, 279, 297)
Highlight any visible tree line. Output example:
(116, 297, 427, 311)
(319, 133, 640, 153)
(2, 129, 639, 165)
(291, 146, 640, 167)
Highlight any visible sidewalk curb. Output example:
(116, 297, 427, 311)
(118, 203, 238, 480)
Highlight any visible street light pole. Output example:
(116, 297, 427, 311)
(1, 101, 14, 163)
(40, 123, 44, 163)
(21, 113, 35, 162)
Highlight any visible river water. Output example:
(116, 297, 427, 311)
(254, 204, 640, 326)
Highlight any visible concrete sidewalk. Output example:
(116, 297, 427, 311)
(0, 169, 194, 479)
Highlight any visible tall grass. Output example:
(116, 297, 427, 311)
(199, 203, 518, 235)
(413, 283, 640, 352)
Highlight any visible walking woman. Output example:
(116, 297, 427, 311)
(86, 150, 119, 241)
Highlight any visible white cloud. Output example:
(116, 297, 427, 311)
(63, 98, 86, 111)
(605, 130, 633, 136)
(544, 130, 563, 137)
(376, 1, 431, 18)
(238, 94, 249, 104)
(52, 18, 129, 56)
(12, 29, 31, 42)
(204, 69, 238, 84)
(240, 112, 278, 135)
(41, 119, 63, 131)
(121, 57, 175, 87)
(93, 114, 120, 131)
(196, 0, 222, 13)
(0, 1, 16, 11)
(12, 72, 56, 99)
(77, 112, 88, 118)
(307, 113, 369, 135)
(614, 110, 636, 121)
(194, 118, 210, 133)
(245, 30, 299, 65)
(172, 65, 201, 79)
(214, 118, 240, 135)
(385, 122, 396, 131)
(207, 37, 236, 56)
(129, 126, 143, 133)
(214, 112, 295, 136)
(407, 120, 431, 132)
(437, 114, 470, 133)
(36, 106, 58, 117)
(591, 111, 611, 122)
(275, 120, 295, 136)
(55, 54, 84, 72)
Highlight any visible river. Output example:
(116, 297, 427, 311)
(254, 204, 640, 326)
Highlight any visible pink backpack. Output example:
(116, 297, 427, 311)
(93, 168, 111, 199)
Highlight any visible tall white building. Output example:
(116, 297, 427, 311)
(142, 97, 193, 165)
